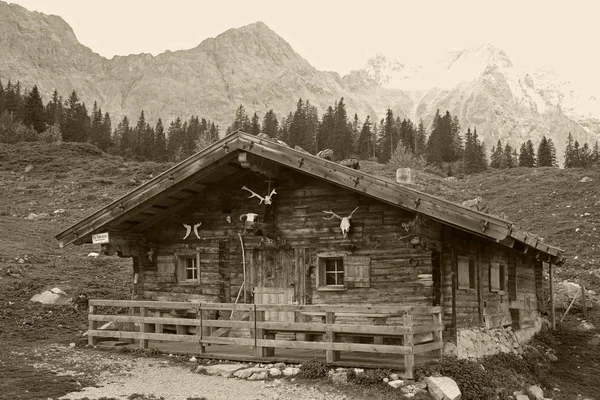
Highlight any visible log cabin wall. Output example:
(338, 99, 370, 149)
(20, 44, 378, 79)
(138, 167, 440, 308)
(441, 226, 543, 336)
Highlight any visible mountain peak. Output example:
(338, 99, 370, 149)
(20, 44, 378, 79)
(442, 43, 514, 71)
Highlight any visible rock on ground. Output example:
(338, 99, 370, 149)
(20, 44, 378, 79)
(205, 364, 248, 378)
(527, 385, 544, 400)
(426, 376, 461, 400)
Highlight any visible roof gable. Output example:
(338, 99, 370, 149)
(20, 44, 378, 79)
(55, 131, 563, 263)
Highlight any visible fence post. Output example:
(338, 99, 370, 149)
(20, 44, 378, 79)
(403, 312, 414, 380)
(88, 303, 98, 346)
(139, 306, 148, 349)
(196, 303, 204, 353)
(325, 311, 339, 363)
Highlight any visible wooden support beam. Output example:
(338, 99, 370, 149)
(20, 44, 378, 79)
(549, 262, 556, 330)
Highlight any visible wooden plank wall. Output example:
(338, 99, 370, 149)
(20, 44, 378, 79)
(139, 168, 437, 309)
(441, 226, 542, 335)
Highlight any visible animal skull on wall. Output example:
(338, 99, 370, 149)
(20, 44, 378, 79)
(183, 222, 202, 239)
(323, 206, 359, 239)
(242, 186, 277, 205)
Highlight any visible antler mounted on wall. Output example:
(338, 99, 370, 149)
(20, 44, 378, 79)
(183, 222, 202, 240)
(323, 206, 359, 239)
(242, 186, 277, 205)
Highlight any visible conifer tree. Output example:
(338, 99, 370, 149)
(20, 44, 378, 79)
(564, 133, 574, 168)
(153, 119, 167, 162)
(547, 138, 558, 167)
(537, 136, 553, 167)
(592, 141, 600, 165)
(351, 113, 361, 153)
(426, 110, 444, 165)
(250, 112, 261, 135)
(490, 140, 505, 169)
(166, 117, 184, 161)
(572, 140, 581, 167)
(357, 116, 373, 160)
(45, 90, 63, 127)
(317, 106, 335, 152)
(61, 91, 89, 142)
(262, 110, 279, 138)
(114, 116, 131, 157)
(503, 143, 515, 168)
(415, 119, 427, 156)
(331, 98, 352, 160)
(377, 108, 397, 163)
(23, 85, 45, 133)
(518, 140, 536, 167)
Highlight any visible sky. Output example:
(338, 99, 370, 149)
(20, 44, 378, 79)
(7, 0, 600, 96)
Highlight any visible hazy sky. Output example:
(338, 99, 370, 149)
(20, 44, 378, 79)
(8, 0, 600, 95)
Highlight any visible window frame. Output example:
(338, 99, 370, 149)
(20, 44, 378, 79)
(175, 251, 201, 284)
(316, 251, 347, 291)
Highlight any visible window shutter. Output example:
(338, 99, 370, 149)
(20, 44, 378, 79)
(344, 255, 370, 288)
(157, 255, 176, 282)
(490, 263, 500, 292)
(457, 256, 470, 290)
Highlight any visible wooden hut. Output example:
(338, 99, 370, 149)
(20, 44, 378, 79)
(55, 131, 564, 375)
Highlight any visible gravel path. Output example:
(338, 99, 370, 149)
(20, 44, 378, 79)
(52, 350, 349, 400)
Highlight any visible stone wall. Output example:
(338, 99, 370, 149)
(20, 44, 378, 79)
(443, 316, 544, 359)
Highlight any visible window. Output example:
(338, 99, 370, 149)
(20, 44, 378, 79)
(325, 258, 344, 286)
(457, 256, 476, 290)
(489, 263, 506, 293)
(316, 252, 370, 290)
(176, 252, 200, 283)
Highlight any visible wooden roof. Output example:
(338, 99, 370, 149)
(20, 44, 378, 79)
(55, 131, 564, 264)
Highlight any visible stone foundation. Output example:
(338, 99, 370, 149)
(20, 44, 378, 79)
(443, 317, 543, 359)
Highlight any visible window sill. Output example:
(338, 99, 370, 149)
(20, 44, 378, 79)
(490, 289, 506, 295)
(458, 287, 476, 293)
(317, 285, 347, 292)
(178, 281, 201, 285)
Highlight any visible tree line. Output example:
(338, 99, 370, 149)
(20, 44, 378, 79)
(0, 80, 220, 162)
(3, 79, 597, 171)
(226, 102, 488, 174)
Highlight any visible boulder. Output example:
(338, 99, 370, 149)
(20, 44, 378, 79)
(205, 364, 247, 378)
(233, 367, 266, 379)
(282, 367, 300, 376)
(388, 380, 405, 389)
(269, 368, 282, 377)
(426, 376, 461, 400)
(248, 371, 269, 381)
(515, 395, 529, 400)
(316, 149, 333, 160)
(527, 385, 544, 400)
(273, 362, 286, 370)
(30, 287, 71, 305)
(580, 177, 593, 182)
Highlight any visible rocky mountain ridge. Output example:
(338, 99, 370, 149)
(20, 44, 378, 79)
(0, 1, 598, 158)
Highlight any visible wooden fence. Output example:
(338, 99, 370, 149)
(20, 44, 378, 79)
(88, 300, 443, 379)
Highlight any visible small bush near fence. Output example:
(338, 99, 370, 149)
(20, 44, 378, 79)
(299, 358, 329, 379)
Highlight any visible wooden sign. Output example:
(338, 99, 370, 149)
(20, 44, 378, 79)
(92, 232, 110, 244)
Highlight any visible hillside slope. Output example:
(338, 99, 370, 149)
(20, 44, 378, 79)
(0, 142, 599, 399)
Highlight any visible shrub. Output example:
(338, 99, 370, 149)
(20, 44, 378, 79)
(415, 357, 497, 400)
(299, 358, 329, 379)
(347, 368, 391, 386)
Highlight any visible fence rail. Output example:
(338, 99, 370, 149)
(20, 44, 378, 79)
(88, 300, 443, 379)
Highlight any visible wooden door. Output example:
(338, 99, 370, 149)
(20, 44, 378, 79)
(246, 247, 305, 321)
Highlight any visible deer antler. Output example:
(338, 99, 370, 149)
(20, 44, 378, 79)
(323, 210, 343, 220)
(347, 206, 359, 219)
(242, 186, 265, 204)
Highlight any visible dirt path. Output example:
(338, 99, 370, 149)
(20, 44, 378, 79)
(6, 344, 351, 400)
